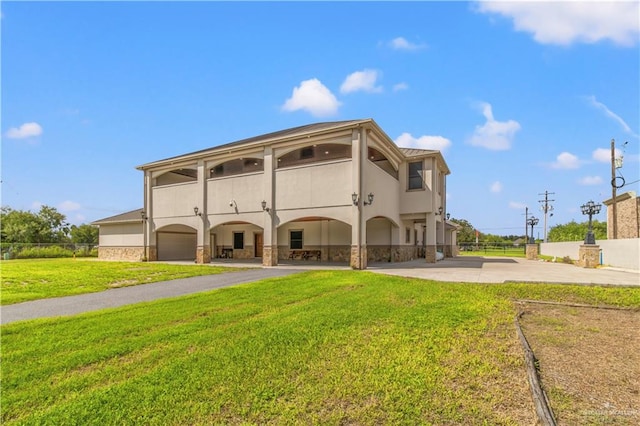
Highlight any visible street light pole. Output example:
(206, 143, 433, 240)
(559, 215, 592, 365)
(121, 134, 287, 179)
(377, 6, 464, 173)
(581, 200, 602, 245)
(527, 216, 539, 244)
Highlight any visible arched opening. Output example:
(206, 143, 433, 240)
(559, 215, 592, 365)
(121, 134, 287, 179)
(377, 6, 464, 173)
(278, 216, 351, 263)
(154, 168, 197, 186)
(368, 147, 398, 179)
(210, 221, 264, 260)
(277, 143, 351, 168)
(209, 158, 264, 179)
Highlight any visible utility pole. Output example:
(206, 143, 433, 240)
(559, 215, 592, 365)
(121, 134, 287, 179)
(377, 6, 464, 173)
(611, 138, 617, 239)
(538, 191, 555, 242)
(523, 206, 529, 244)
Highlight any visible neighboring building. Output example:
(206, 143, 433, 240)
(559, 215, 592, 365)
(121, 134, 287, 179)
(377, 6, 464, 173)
(93, 119, 452, 269)
(602, 191, 640, 239)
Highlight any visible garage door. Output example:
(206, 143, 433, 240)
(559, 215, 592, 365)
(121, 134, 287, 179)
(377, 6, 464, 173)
(157, 232, 197, 261)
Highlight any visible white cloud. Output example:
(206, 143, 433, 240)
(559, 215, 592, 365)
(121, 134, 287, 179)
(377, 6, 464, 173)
(592, 147, 623, 163)
(578, 176, 603, 185)
(340, 69, 383, 94)
(585, 95, 639, 138)
(388, 36, 427, 51)
(281, 79, 341, 117)
(467, 102, 521, 150)
(509, 201, 528, 210)
(395, 132, 452, 151)
(490, 181, 503, 193)
(476, 1, 640, 46)
(5, 122, 43, 139)
(59, 200, 82, 212)
(551, 151, 581, 169)
(393, 82, 409, 92)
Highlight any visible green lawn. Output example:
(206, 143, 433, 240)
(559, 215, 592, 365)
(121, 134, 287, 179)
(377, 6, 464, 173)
(0, 259, 240, 305)
(2, 269, 638, 425)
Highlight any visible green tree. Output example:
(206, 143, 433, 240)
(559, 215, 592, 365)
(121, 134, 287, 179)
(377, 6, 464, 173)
(70, 224, 99, 244)
(450, 218, 477, 243)
(548, 220, 607, 242)
(0, 206, 70, 243)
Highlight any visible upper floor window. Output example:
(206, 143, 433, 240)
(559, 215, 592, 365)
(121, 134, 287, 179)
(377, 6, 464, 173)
(408, 161, 423, 190)
(277, 143, 351, 168)
(210, 158, 263, 178)
(368, 147, 398, 179)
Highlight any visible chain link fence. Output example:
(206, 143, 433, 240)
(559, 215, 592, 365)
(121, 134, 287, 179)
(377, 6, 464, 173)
(0, 243, 98, 260)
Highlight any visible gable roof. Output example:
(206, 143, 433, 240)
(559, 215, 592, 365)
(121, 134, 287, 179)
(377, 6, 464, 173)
(92, 208, 144, 225)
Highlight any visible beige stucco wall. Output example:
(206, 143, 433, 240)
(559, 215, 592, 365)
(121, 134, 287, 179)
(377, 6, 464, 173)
(152, 182, 198, 218)
(275, 160, 352, 210)
(207, 172, 265, 215)
(98, 223, 143, 246)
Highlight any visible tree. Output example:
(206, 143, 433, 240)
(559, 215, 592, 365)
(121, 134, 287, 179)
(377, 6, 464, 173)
(1, 205, 70, 243)
(450, 218, 477, 243)
(70, 224, 99, 244)
(548, 220, 607, 242)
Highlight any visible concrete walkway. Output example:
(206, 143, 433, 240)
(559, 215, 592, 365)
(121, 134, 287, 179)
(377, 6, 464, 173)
(0, 268, 304, 325)
(2, 256, 638, 325)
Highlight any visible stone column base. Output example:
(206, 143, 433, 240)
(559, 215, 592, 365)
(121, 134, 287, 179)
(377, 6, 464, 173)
(425, 245, 436, 263)
(262, 246, 278, 267)
(350, 245, 367, 270)
(578, 244, 600, 268)
(196, 246, 211, 264)
(526, 244, 538, 260)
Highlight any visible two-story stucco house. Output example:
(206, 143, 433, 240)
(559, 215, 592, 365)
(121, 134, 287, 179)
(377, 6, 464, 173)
(93, 119, 453, 269)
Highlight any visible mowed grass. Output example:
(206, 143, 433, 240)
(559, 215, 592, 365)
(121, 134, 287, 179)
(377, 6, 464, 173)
(3, 269, 639, 425)
(0, 259, 240, 305)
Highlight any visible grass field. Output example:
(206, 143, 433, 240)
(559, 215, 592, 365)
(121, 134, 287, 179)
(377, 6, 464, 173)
(0, 259, 239, 305)
(2, 262, 639, 425)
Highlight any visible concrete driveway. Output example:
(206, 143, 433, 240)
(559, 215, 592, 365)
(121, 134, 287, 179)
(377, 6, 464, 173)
(368, 256, 640, 286)
(2, 256, 637, 325)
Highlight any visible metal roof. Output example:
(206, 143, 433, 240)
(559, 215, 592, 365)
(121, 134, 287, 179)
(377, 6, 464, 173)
(92, 208, 144, 225)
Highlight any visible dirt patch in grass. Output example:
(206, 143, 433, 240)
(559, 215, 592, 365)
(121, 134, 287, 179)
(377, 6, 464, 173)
(519, 302, 640, 425)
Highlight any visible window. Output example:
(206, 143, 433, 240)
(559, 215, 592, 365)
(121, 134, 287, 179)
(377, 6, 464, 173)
(290, 230, 303, 249)
(233, 232, 244, 250)
(408, 161, 423, 190)
(406, 228, 411, 244)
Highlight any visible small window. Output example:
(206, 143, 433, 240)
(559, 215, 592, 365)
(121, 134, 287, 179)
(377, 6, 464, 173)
(233, 232, 244, 250)
(405, 228, 411, 244)
(290, 230, 303, 250)
(408, 161, 423, 190)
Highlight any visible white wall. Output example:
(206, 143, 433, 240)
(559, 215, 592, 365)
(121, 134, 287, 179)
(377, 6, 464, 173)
(540, 238, 639, 271)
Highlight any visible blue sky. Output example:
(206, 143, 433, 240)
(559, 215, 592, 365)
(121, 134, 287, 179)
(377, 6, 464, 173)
(2, 1, 639, 238)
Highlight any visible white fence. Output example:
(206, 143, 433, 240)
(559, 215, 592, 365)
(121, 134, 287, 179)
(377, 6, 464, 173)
(540, 238, 640, 271)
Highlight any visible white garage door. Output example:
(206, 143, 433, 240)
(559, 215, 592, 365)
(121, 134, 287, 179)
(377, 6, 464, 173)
(157, 232, 196, 261)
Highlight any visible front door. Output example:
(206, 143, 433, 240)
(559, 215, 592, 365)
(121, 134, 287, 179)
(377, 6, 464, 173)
(254, 233, 263, 258)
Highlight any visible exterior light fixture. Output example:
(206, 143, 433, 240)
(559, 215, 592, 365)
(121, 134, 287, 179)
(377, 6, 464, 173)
(261, 200, 270, 212)
(140, 210, 148, 220)
(364, 193, 374, 206)
(435, 206, 443, 215)
(580, 200, 601, 244)
(229, 200, 237, 208)
(446, 213, 450, 220)
(193, 206, 202, 216)
(527, 216, 539, 244)
(352, 193, 359, 206)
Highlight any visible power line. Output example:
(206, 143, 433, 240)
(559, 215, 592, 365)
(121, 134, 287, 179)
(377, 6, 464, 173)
(538, 190, 555, 243)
